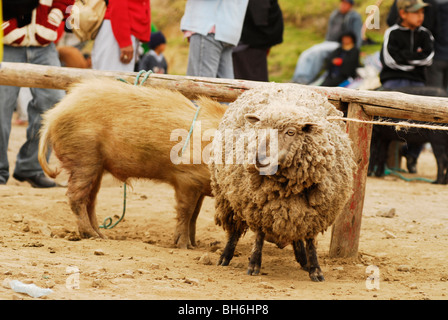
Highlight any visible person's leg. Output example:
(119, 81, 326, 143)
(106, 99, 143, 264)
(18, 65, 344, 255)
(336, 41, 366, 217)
(186, 33, 223, 78)
(291, 41, 339, 84)
(13, 43, 65, 184)
(0, 46, 25, 183)
(217, 42, 235, 79)
(232, 46, 268, 81)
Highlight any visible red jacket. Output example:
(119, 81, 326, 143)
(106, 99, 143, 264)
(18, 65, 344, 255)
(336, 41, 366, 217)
(105, 0, 151, 48)
(2, 0, 74, 46)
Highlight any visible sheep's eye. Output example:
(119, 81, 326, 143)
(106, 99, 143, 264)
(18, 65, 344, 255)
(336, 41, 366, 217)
(286, 129, 296, 136)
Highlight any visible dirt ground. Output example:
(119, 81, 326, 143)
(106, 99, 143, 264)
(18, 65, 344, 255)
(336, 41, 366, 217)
(1, 117, 447, 301)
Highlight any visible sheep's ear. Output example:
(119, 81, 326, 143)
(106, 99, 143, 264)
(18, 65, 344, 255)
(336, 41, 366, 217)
(244, 114, 261, 125)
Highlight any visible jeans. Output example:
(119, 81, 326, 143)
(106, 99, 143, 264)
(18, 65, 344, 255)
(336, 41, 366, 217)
(291, 41, 340, 84)
(186, 33, 234, 79)
(382, 79, 425, 90)
(0, 44, 65, 183)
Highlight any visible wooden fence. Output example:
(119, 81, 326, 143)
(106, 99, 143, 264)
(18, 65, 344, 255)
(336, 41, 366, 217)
(2, 62, 448, 258)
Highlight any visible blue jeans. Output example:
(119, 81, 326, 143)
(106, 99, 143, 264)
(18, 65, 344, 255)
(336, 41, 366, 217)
(186, 33, 234, 79)
(292, 41, 340, 84)
(382, 79, 425, 90)
(0, 44, 65, 183)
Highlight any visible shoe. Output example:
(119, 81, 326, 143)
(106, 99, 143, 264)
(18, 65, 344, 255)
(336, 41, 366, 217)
(13, 172, 57, 188)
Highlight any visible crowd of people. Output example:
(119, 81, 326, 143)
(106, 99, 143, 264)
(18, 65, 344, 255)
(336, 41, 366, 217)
(0, 0, 447, 188)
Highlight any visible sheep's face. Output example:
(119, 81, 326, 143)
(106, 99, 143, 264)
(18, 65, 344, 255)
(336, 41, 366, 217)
(244, 113, 319, 175)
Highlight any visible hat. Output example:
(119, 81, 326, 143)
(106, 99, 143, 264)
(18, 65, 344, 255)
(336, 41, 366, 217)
(342, 0, 354, 5)
(397, 0, 429, 12)
(149, 31, 166, 50)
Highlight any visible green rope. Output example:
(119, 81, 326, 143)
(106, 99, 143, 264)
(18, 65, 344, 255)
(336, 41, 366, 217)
(100, 183, 127, 229)
(99, 70, 153, 230)
(181, 103, 201, 156)
(382, 142, 435, 183)
(384, 167, 435, 183)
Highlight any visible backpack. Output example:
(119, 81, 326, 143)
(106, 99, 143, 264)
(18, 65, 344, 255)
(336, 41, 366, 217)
(68, 0, 107, 42)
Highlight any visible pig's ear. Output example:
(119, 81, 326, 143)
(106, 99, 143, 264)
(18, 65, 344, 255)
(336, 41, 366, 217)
(244, 114, 261, 125)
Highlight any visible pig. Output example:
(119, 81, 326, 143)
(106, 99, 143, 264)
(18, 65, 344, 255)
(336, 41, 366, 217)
(38, 78, 227, 248)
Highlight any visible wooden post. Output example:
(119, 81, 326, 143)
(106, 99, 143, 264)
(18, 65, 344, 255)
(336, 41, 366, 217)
(329, 102, 373, 258)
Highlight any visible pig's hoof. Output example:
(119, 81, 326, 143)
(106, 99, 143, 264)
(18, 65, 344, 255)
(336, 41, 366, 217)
(78, 228, 103, 239)
(174, 234, 191, 249)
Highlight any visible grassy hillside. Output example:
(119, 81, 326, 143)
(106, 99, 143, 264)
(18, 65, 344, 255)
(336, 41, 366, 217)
(151, 0, 394, 82)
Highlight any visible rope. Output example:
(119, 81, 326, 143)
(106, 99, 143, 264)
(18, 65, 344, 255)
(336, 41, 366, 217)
(329, 116, 440, 183)
(327, 116, 448, 131)
(181, 103, 202, 156)
(100, 70, 153, 229)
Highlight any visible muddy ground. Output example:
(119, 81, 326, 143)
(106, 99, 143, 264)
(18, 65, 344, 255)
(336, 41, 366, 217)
(0, 119, 447, 300)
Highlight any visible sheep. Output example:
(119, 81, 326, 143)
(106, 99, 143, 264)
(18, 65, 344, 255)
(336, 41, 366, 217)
(38, 78, 227, 248)
(209, 84, 356, 281)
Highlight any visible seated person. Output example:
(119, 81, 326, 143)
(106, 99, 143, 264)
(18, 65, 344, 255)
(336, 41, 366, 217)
(321, 32, 359, 87)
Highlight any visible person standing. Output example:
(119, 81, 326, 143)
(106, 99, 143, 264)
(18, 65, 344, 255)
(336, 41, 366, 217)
(180, 0, 249, 79)
(91, 0, 151, 71)
(0, 0, 74, 188)
(232, 0, 284, 82)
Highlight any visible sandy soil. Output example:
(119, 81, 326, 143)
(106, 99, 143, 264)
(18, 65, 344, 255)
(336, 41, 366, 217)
(1, 118, 447, 301)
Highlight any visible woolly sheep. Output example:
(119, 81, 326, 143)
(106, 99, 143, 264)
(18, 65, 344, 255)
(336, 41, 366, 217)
(38, 78, 227, 248)
(209, 84, 356, 281)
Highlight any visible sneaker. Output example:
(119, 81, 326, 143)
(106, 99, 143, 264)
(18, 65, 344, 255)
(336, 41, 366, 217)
(13, 172, 57, 188)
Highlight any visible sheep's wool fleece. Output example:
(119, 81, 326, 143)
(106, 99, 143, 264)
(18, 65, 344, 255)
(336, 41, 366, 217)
(210, 84, 357, 243)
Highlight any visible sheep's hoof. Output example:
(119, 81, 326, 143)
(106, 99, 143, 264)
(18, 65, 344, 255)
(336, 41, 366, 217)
(247, 264, 261, 276)
(309, 268, 325, 282)
(217, 255, 231, 266)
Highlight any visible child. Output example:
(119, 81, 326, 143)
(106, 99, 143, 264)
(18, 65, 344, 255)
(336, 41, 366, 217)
(380, 0, 434, 89)
(321, 31, 360, 87)
(380, 0, 435, 174)
(138, 31, 168, 74)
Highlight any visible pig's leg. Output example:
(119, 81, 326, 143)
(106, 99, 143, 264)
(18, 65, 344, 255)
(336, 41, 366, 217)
(188, 193, 205, 247)
(174, 187, 202, 249)
(86, 170, 106, 238)
(66, 167, 104, 239)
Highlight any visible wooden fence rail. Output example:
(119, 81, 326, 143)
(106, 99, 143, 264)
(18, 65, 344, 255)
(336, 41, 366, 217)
(2, 62, 448, 258)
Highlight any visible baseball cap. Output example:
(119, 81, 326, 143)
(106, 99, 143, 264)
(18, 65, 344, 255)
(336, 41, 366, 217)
(342, 0, 354, 4)
(397, 0, 429, 12)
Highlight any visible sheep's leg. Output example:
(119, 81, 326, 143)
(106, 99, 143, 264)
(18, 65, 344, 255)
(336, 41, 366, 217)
(292, 239, 308, 271)
(189, 194, 205, 247)
(247, 230, 265, 276)
(173, 187, 201, 249)
(306, 238, 324, 282)
(218, 227, 243, 266)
